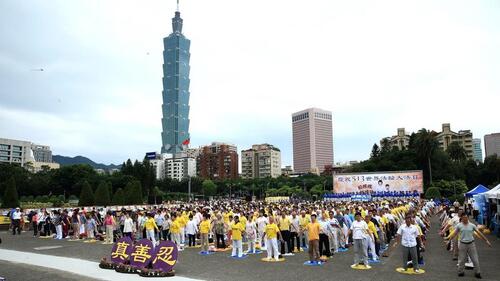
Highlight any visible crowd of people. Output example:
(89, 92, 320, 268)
(5, 198, 438, 270)
(438, 205, 492, 279)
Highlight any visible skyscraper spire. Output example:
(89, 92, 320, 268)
(172, 1, 183, 34)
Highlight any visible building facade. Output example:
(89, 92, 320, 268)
(0, 138, 59, 172)
(380, 128, 410, 151)
(241, 144, 281, 179)
(148, 152, 196, 181)
(484, 133, 500, 158)
(472, 138, 483, 163)
(292, 108, 334, 174)
(436, 123, 473, 159)
(380, 123, 474, 159)
(197, 142, 238, 180)
(161, 7, 191, 155)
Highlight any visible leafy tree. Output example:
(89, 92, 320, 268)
(413, 128, 439, 185)
(380, 138, 391, 154)
(112, 188, 125, 205)
(425, 186, 441, 199)
(124, 180, 143, 205)
(78, 180, 94, 206)
(202, 179, 217, 197)
(94, 181, 111, 206)
(2, 177, 19, 208)
(370, 143, 381, 159)
(447, 141, 467, 162)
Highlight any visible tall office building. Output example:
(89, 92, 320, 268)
(484, 133, 500, 158)
(472, 138, 483, 163)
(241, 144, 281, 179)
(292, 108, 333, 174)
(161, 5, 191, 154)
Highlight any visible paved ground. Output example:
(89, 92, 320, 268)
(0, 215, 499, 281)
(0, 260, 98, 281)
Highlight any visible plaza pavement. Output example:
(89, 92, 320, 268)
(0, 215, 498, 281)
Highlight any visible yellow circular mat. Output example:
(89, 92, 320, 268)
(261, 258, 285, 262)
(396, 268, 425, 274)
(351, 264, 372, 270)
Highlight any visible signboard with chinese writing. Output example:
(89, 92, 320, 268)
(333, 170, 423, 194)
(151, 240, 178, 272)
(110, 237, 134, 264)
(130, 239, 155, 268)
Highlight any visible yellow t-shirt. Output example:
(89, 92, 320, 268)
(367, 221, 379, 239)
(278, 217, 291, 231)
(170, 219, 181, 234)
(200, 220, 210, 234)
(299, 216, 310, 230)
(265, 223, 280, 239)
(239, 216, 247, 228)
(144, 217, 158, 231)
(231, 222, 245, 240)
(307, 222, 320, 241)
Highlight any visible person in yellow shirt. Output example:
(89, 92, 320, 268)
(263, 216, 282, 261)
(364, 214, 379, 261)
(170, 213, 182, 250)
(179, 213, 188, 245)
(143, 213, 159, 247)
(231, 216, 245, 258)
(299, 211, 310, 249)
(199, 214, 211, 254)
(303, 214, 321, 264)
(278, 212, 293, 256)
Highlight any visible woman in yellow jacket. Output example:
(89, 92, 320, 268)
(144, 213, 159, 247)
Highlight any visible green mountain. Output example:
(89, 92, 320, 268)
(53, 155, 121, 171)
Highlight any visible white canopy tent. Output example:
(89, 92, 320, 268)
(484, 184, 500, 199)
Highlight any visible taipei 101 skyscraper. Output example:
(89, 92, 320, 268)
(161, 1, 191, 154)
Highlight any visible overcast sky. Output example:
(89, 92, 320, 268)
(1, 0, 499, 167)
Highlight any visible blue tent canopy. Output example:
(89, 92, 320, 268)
(465, 184, 489, 197)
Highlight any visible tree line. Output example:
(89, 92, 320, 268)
(1, 128, 499, 207)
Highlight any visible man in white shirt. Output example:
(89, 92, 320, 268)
(395, 215, 423, 272)
(12, 207, 22, 235)
(349, 212, 369, 266)
(185, 215, 198, 247)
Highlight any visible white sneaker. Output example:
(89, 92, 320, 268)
(414, 269, 421, 273)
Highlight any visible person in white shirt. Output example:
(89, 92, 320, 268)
(185, 215, 198, 247)
(394, 215, 423, 272)
(256, 212, 268, 250)
(123, 212, 134, 239)
(349, 212, 369, 266)
(245, 218, 257, 254)
(12, 208, 22, 235)
(290, 212, 300, 252)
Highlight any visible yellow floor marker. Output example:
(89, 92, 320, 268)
(261, 257, 285, 262)
(396, 268, 425, 274)
(351, 264, 372, 270)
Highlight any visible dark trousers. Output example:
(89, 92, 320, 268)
(375, 238, 380, 257)
(12, 219, 21, 235)
(188, 234, 196, 247)
(280, 230, 292, 254)
(319, 233, 331, 257)
(32, 221, 38, 236)
(290, 232, 300, 251)
(162, 229, 171, 241)
(216, 233, 225, 248)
